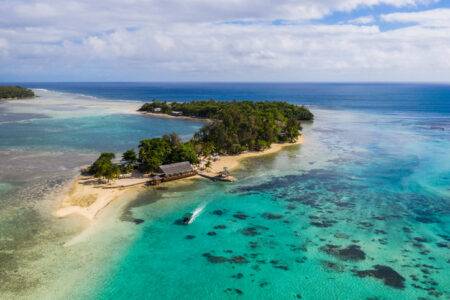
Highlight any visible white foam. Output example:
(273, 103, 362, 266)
(188, 202, 207, 224)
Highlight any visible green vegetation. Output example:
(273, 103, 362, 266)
(138, 133, 198, 172)
(139, 100, 313, 121)
(140, 100, 313, 154)
(87, 100, 313, 180)
(88, 152, 121, 181)
(86, 133, 199, 177)
(0, 86, 35, 99)
(121, 149, 138, 173)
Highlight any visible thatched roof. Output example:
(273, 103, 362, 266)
(158, 161, 193, 176)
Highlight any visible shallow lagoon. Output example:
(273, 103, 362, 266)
(0, 87, 449, 299)
(93, 109, 450, 299)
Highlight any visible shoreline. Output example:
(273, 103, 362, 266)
(55, 135, 304, 221)
(200, 135, 304, 176)
(140, 111, 212, 123)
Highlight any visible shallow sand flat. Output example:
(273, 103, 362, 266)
(5, 89, 143, 118)
(55, 177, 149, 220)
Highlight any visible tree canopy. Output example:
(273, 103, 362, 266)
(138, 134, 198, 172)
(87, 100, 313, 180)
(0, 86, 35, 99)
(88, 152, 121, 181)
(140, 100, 313, 154)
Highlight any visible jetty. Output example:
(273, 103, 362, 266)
(198, 167, 236, 182)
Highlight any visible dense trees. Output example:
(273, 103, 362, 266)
(0, 86, 35, 99)
(88, 152, 121, 181)
(139, 100, 313, 121)
(138, 134, 198, 172)
(87, 133, 199, 177)
(121, 149, 138, 173)
(139, 100, 313, 154)
(87, 100, 314, 180)
(139, 101, 172, 114)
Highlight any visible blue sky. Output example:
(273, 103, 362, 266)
(1, 0, 450, 82)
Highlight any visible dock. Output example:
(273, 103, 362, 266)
(198, 172, 236, 182)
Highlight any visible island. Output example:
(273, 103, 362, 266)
(56, 100, 313, 221)
(0, 86, 35, 99)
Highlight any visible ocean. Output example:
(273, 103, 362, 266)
(0, 83, 449, 299)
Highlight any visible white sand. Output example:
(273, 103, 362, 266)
(55, 135, 304, 220)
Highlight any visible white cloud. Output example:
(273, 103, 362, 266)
(0, 0, 449, 81)
(381, 8, 450, 27)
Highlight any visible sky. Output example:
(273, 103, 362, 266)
(1, 0, 450, 82)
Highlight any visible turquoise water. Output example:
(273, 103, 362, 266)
(0, 113, 200, 151)
(0, 90, 203, 298)
(0, 85, 449, 299)
(90, 109, 450, 299)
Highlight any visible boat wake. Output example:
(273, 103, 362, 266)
(188, 202, 207, 224)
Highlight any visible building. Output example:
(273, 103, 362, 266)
(170, 111, 183, 116)
(159, 161, 195, 177)
(147, 161, 197, 185)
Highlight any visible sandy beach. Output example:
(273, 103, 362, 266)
(140, 111, 212, 123)
(55, 135, 304, 221)
(201, 135, 304, 176)
(55, 176, 148, 220)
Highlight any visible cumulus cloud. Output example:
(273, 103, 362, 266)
(0, 0, 449, 81)
(381, 8, 450, 27)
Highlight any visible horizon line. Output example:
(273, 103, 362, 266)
(1, 81, 450, 85)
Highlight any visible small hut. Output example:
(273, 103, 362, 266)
(170, 111, 183, 116)
(158, 161, 196, 180)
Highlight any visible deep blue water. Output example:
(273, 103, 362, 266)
(11, 82, 450, 113)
